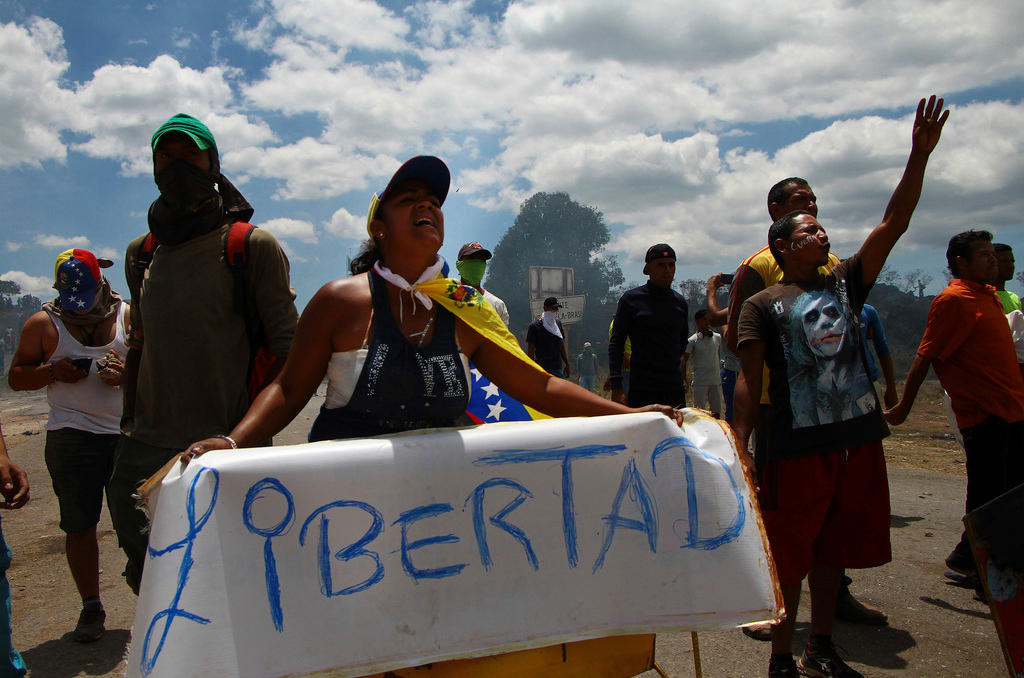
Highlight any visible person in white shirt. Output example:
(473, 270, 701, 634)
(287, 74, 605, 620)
(8, 248, 128, 642)
(682, 309, 724, 418)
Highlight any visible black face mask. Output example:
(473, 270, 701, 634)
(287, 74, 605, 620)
(147, 159, 224, 246)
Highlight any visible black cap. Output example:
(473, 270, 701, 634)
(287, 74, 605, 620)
(458, 242, 492, 260)
(645, 243, 676, 262)
(543, 296, 562, 308)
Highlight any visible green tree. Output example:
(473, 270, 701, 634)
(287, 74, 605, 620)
(16, 294, 41, 312)
(677, 278, 706, 320)
(486, 192, 624, 348)
(0, 280, 20, 310)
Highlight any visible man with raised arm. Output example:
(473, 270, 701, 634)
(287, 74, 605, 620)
(885, 229, 1024, 579)
(707, 181, 882, 631)
(733, 96, 947, 678)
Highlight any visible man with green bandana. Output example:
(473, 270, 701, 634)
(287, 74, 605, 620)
(457, 242, 509, 327)
(108, 113, 298, 594)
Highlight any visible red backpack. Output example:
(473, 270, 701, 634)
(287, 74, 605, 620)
(134, 222, 279, 403)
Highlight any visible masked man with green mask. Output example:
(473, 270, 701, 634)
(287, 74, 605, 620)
(456, 242, 510, 327)
(109, 113, 298, 595)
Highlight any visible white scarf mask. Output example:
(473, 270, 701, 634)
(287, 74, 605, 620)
(541, 310, 563, 338)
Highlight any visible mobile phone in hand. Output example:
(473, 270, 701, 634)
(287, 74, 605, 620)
(720, 273, 735, 285)
(71, 357, 93, 373)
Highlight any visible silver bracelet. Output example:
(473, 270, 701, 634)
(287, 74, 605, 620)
(214, 435, 238, 449)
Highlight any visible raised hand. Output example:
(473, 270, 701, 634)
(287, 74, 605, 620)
(912, 95, 949, 155)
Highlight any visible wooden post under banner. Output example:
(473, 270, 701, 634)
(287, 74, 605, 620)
(691, 632, 703, 678)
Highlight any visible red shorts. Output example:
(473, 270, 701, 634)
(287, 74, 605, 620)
(758, 441, 891, 586)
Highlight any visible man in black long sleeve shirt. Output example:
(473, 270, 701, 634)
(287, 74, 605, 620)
(609, 244, 689, 407)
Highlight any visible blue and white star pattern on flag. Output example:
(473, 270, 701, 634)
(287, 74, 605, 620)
(465, 363, 538, 424)
(59, 262, 89, 308)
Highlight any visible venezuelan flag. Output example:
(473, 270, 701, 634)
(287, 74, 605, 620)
(465, 362, 550, 424)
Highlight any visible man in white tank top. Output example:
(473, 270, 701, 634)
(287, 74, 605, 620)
(8, 249, 128, 643)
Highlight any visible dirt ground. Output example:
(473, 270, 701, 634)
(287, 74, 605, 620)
(0, 378, 970, 677)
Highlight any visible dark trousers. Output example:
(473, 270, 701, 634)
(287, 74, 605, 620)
(721, 368, 737, 422)
(107, 435, 181, 595)
(953, 416, 1024, 556)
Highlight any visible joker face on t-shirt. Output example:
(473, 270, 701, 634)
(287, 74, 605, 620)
(778, 288, 874, 428)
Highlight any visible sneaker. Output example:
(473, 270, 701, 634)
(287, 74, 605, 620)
(743, 621, 774, 641)
(835, 587, 887, 625)
(798, 643, 862, 677)
(73, 607, 106, 643)
(769, 654, 799, 677)
(945, 549, 976, 576)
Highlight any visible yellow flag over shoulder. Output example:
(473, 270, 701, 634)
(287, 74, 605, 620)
(416, 276, 552, 420)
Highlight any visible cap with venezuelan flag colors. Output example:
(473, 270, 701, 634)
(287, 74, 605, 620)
(53, 249, 112, 311)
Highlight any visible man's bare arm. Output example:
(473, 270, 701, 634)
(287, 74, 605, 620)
(884, 353, 933, 425)
(8, 312, 86, 389)
(705, 274, 729, 327)
(0, 425, 29, 509)
(880, 353, 898, 409)
(732, 340, 765, 456)
(858, 96, 949, 285)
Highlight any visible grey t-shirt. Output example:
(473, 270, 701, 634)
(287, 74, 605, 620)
(125, 224, 297, 448)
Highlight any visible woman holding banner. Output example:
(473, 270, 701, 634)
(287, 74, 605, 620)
(182, 156, 681, 458)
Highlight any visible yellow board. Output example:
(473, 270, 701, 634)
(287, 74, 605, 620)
(357, 634, 656, 678)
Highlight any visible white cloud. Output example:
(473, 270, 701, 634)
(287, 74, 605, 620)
(71, 55, 277, 176)
(226, 138, 396, 200)
(171, 27, 197, 49)
(607, 100, 1024, 272)
(260, 217, 318, 243)
(34, 234, 91, 249)
(269, 0, 409, 51)
(325, 206, 366, 240)
(1, 2, 1022, 292)
(5, 242, 22, 252)
(1, 270, 53, 299)
(0, 18, 75, 167)
(275, 238, 309, 264)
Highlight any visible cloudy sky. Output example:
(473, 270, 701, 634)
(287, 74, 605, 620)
(2, 0, 1022, 309)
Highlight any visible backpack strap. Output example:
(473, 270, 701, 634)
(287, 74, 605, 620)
(223, 221, 257, 334)
(222, 222, 281, 402)
(133, 233, 158, 272)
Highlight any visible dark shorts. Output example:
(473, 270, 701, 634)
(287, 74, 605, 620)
(758, 440, 891, 585)
(44, 427, 118, 534)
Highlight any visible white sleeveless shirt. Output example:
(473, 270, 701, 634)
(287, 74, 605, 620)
(45, 303, 128, 434)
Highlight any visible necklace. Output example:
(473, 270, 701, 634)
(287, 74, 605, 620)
(407, 311, 436, 348)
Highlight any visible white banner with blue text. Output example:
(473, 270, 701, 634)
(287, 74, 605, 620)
(128, 411, 779, 678)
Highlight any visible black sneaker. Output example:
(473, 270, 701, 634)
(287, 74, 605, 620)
(769, 654, 799, 677)
(798, 643, 862, 677)
(73, 607, 106, 643)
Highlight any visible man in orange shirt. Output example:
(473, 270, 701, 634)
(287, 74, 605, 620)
(886, 229, 1024, 576)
